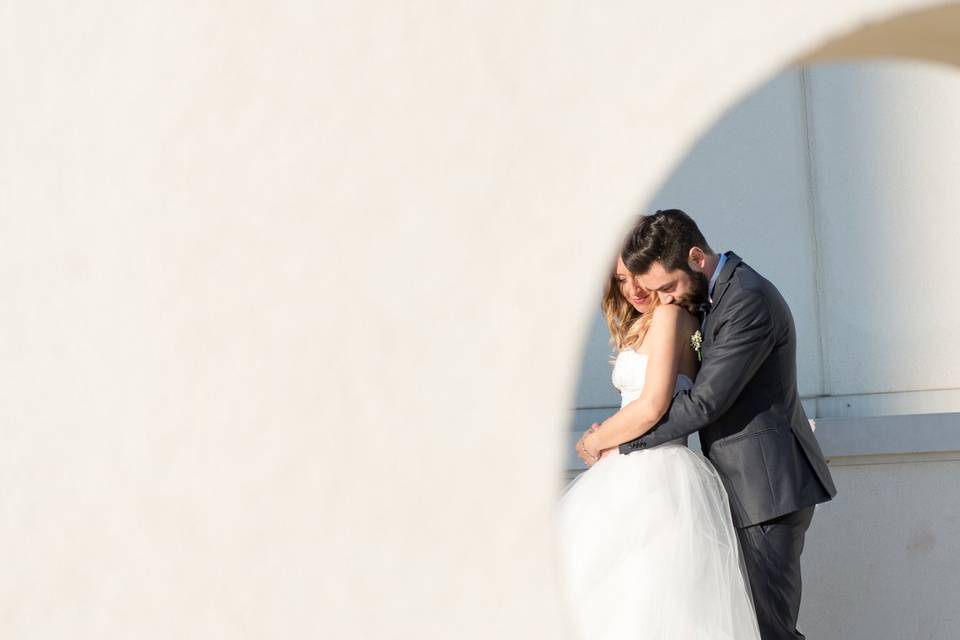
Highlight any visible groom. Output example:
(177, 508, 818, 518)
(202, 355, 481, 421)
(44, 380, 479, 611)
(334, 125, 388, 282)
(620, 210, 836, 640)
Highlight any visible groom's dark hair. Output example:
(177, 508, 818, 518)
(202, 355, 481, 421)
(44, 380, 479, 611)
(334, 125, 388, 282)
(622, 209, 713, 275)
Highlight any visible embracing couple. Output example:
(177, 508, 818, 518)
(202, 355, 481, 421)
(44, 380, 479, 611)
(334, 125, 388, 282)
(557, 210, 837, 639)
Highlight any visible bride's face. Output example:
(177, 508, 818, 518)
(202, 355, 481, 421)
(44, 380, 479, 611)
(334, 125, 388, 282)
(616, 257, 655, 313)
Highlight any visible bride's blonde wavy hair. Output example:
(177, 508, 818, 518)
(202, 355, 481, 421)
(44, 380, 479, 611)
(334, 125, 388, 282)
(601, 253, 660, 352)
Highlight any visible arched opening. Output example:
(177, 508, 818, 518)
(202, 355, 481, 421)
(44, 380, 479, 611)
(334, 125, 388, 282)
(565, 5, 960, 637)
(6, 2, 960, 638)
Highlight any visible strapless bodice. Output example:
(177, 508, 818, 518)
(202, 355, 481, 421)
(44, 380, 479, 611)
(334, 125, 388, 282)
(613, 348, 693, 407)
(607, 349, 693, 451)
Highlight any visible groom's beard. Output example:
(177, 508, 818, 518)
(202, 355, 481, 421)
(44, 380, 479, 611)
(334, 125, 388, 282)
(674, 269, 710, 314)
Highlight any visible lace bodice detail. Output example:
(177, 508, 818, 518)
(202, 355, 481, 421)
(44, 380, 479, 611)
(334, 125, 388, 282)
(612, 349, 694, 409)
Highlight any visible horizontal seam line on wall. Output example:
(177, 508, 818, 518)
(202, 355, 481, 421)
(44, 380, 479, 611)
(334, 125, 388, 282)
(572, 386, 960, 410)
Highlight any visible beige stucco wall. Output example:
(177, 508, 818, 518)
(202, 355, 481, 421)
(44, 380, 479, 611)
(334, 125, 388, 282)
(2, 1, 959, 638)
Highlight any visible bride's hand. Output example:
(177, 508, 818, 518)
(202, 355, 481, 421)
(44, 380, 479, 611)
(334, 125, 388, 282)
(576, 425, 601, 466)
(578, 425, 603, 466)
(575, 436, 594, 466)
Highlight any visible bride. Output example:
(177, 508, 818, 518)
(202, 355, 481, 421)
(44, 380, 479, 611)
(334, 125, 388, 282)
(556, 252, 761, 640)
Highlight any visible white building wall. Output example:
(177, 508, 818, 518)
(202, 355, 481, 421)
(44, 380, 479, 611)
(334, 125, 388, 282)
(809, 60, 960, 408)
(802, 458, 960, 639)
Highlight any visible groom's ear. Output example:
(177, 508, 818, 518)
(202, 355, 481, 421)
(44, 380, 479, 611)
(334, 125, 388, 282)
(688, 247, 707, 272)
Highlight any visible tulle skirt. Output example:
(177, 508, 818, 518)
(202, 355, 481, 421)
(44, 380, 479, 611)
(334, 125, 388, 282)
(556, 442, 761, 640)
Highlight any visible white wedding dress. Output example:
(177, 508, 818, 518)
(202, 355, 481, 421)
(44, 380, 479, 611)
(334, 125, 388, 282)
(557, 349, 761, 640)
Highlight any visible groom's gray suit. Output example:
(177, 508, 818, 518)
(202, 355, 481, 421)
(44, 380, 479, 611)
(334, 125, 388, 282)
(620, 251, 836, 640)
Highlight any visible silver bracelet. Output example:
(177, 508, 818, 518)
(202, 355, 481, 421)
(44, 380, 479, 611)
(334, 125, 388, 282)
(580, 439, 599, 461)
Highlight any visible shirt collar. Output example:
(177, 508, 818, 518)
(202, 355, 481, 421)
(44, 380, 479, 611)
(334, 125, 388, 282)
(708, 252, 727, 303)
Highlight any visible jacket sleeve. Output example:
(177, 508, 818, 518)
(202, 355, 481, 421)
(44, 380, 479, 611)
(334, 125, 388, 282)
(632, 287, 776, 448)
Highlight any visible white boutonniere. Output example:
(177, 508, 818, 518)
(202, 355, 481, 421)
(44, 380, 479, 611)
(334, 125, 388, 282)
(690, 330, 703, 362)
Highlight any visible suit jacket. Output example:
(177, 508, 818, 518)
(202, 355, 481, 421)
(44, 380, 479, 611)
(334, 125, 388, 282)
(619, 252, 837, 528)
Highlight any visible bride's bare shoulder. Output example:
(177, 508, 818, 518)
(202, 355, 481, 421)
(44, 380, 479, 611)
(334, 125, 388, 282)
(650, 303, 697, 327)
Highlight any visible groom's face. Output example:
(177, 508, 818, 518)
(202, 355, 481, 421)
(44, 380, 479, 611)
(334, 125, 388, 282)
(638, 260, 709, 309)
